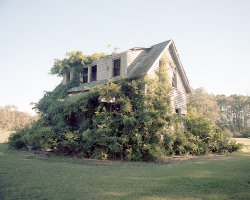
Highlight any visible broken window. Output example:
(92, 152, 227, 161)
(66, 72, 71, 82)
(90, 65, 97, 82)
(82, 68, 88, 83)
(113, 59, 121, 77)
(172, 68, 177, 88)
(175, 108, 183, 124)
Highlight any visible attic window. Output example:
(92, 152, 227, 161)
(82, 68, 88, 83)
(113, 59, 121, 77)
(90, 65, 97, 82)
(66, 72, 71, 82)
(172, 68, 177, 88)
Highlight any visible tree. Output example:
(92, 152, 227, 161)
(187, 88, 220, 124)
(216, 95, 250, 137)
(0, 105, 38, 130)
(50, 51, 106, 76)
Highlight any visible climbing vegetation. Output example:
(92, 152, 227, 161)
(50, 51, 106, 76)
(8, 52, 242, 161)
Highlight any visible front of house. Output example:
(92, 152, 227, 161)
(64, 40, 191, 115)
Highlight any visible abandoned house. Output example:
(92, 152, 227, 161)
(64, 40, 191, 118)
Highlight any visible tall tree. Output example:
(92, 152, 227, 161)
(187, 88, 220, 124)
(216, 95, 250, 136)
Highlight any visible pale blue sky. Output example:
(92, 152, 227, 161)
(0, 0, 249, 114)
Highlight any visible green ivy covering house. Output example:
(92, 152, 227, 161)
(64, 40, 191, 127)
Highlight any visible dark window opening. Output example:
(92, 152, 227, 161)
(90, 65, 97, 82)
(172, 68, 177, 88)
(69, 113, 86, 129)
(82, 68, 88, 83)
(113, 59, 121, 77)
(175, 108, 183, 124)
(102, 102, 120, 115)
(176, 108, 182, 116)
(67, 72, 71, 82)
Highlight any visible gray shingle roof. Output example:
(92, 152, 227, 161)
(127, 40, 171, 78)
(66, 92, 89, 102)
(67, 77, 122, 93)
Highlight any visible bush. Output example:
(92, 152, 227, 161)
(221, 129, 233, 139)
(8, 128, 28, 149)
(227, 140, 244, 153)
(162, 113, 243, 156)
(242, 129, 250, 138)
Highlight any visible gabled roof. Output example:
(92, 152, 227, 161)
(127, 40, 191, 93)
(127, 40, 171, 78)
(67, 40, 191, 94)
(169, 41, 191, 93)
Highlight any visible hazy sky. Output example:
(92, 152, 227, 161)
(0, 0, 249, 114)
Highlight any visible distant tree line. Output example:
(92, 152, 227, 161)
(217, 94, 249, 137)
(188, 88, 250, 137)
(0, 105, 38, 131)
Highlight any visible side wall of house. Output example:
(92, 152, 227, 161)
(96, 52, 127, 81)
(147, 48, 187, 114)
(62, 69, 75, 84)
(63, 73, 67, 84)
(167, 47, 187, 114)
(63, 50, 144, 84)
(63, 52, 128, 84)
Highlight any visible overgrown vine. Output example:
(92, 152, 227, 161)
(8, 51, 243, 161)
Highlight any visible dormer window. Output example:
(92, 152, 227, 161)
(113, 59, 121, 77)
(172, 68, 177, 88)
(82, 68, 88, 83)
(90, 65, 97, 82)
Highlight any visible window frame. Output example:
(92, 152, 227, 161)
(113, 58, 121, 77)
(66, 72, 71, 82)
(172, 68, 177, 88)
(82, 67, 88, 83)
(90, 65, 97, 82)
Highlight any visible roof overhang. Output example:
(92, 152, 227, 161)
(168, 40, 191, 93)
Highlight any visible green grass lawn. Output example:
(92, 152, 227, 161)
(0, 144, 249, 200)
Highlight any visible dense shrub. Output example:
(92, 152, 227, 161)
(162, 113, 243, 156)
(8, 130, 27, 150)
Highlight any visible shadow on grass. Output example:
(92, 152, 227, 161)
(90, 176, 249, 200)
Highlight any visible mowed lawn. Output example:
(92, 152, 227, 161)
(0, 143, 249, 200)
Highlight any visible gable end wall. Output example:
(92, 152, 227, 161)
(168, 48, 187, 114)
(147, 48, 187, 114)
